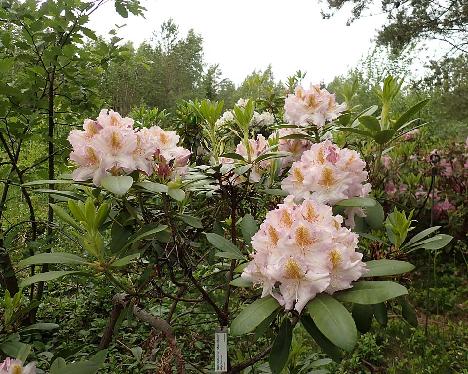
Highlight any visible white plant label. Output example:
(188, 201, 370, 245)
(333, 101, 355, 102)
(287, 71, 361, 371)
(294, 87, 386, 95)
(214, 328, 228, 372)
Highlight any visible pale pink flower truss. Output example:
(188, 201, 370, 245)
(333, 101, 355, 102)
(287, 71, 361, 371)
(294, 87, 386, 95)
(284, 84, 346, 128)
(0, 358, 36, 374)
(242, 197, 367, 313)
(68, 110, 190, 185)
(281, 140, 371, 205)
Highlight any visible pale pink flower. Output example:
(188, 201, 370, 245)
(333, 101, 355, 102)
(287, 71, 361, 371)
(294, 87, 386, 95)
(220, 135, 272, 184)
(242, 197, 366, 313)
(281, 140, 370, 205)
(280, 161, 311, 199)
(70, 146, 109, 185)
(0, 358, 36, 374)
(132, 128, 158, 175)
(325, 243, 367, 294)
(68, 119, 102, 150)
(91, 126, 137, 173)
(147, 126, 180, 154)
(284, 84, 346, 128)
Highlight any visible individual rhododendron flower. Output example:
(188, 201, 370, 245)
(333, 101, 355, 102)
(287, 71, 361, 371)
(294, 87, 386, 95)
(235, 98, 249, 108)
(220, 134, 272, 184)
(0, 358, 36, 374)
(91, 125, 138, 173)
(68, 110, 190, 185)
(241, 197, 367, 312)
(270, 128, 312, 170)
(281, 140, 371, 205)
(284, 84, 346, 128)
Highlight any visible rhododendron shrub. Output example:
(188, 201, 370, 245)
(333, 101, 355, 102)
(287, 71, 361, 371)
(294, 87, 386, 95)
(17, 76, 455, 373)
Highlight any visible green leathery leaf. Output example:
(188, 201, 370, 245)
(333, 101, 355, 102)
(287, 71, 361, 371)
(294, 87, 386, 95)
(352, 304, 373, 333)
(372, 303, 388, 326)
(301, 315, 343, 362)
(363, 260, 415, 277)
(269, 318, 293, 373)
(20, 271, 83, 288)
(205, 233, 243, 258)
(230, 296, 280, 336)
(307, 294, 357, 352)
(335, 281, 408, 305)
(19, 253, 88, 268)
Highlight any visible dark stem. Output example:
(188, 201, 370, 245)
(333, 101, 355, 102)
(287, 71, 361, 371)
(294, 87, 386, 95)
(36, 66, 56, 304)
(0, 167, 19, 295)
(228, 344, 272, 373)
(114, 293, 185, 373)
(98, 298, 125, 349)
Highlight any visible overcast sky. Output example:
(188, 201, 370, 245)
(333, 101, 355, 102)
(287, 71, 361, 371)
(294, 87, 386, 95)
(89, 0, 388, 85)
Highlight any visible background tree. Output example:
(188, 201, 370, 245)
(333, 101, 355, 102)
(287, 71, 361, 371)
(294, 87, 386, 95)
(102, 19, 207, 112)
(323, 0, 468, 54)
(0, 0, 143, 308)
